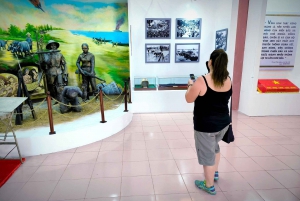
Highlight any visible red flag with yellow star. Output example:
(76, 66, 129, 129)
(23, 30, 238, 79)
(257, 79, 299, 93)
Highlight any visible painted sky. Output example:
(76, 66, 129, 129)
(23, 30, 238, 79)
(0, 0, 128, 31)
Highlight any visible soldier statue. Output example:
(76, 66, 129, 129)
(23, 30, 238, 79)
(59, 86, 83, 113)
(43, 40, 68, 101)
(76, 43, 97, 101)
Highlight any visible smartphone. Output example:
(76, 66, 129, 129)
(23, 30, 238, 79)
(190, 74, 195, 80)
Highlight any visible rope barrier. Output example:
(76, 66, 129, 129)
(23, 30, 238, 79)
(50, 95, 99, 108)
(19, 108, 49, 127)
(13, 98, 46, 115)
(49, 94, 101, 118)
(102, 89, 124, 101)
(1, 86, 128, 133)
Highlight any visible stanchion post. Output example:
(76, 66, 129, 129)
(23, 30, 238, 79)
(124, 80, 129, 112)
(99, 88, 107, 123)
(46, 91, 56, 135)
(128, 77, 132, 103)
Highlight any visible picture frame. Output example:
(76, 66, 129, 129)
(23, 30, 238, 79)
(145, 18, 171, 39)
(175, 43, 200, 63)
(176, 18, 202, 39)
(215, 28, 228, 51)
(145, 43, 171, 63)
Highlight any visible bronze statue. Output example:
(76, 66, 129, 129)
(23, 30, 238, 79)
(43, 40, 68, 101)
(60, 86, 83, 113)
(76, 43, 97, 100)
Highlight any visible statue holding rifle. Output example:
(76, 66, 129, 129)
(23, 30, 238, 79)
(76, 43, 97, 101)
(43, 40, 68, 101)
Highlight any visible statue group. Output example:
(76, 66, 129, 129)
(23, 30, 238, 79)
(42, 40, 101, 114)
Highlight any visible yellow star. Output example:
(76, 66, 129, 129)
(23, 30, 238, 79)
(273, 80, 280, 84)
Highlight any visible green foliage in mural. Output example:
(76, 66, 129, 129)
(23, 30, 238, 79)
(2, 23, 63, 43)
(0, 0, 129, 97)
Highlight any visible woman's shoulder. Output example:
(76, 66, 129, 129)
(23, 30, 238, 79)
(223, 76, 232, 90)
(203, 73, 212, 81)
(226, 76, 232, 84)
(196, 74, 206, 83)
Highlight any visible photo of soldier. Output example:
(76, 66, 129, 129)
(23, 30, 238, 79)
(176, 18, 201, 39)
(215, 29, 228, 51)
(146, 19, 171, 39)
(145, 44, 170, 63)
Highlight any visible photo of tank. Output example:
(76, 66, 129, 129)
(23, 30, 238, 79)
(175, 43, 200, 63)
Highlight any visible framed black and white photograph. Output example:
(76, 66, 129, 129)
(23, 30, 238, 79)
(175, 43, 200, 63)
(215, 28, 228, 51)
(145, 18, 171, 39)
(145, 44, 171, 63)
(176, 18, 202, 39)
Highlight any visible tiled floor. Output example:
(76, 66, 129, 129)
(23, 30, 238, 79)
(1, 111, 300, 201)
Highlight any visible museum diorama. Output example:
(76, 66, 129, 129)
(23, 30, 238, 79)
(0, 0, 130, 128)
(0, 0, 299, 158)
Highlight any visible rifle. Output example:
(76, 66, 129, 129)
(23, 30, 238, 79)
(33, 32, 62, 88)
(82, 70, 106, 82)
(34, 50, 61, 54)
(14, 53, 37, 124)
(34, 49, 68, 85)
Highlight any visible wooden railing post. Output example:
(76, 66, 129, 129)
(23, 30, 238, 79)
(99, 88, 107, 123)
(128, 77, 132, 103)
(47, 91, 56, 135)
(124, 80, 128, 112)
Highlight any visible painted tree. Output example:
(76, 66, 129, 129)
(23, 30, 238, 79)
(8, 24, 21, 37)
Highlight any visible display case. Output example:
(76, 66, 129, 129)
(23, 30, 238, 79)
(134, 77, 157, 91)
(158, 76, 194, 90)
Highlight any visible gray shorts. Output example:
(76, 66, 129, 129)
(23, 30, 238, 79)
(194, 125, 229, 166)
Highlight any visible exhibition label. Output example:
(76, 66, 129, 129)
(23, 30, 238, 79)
(260, 16, 300, 67)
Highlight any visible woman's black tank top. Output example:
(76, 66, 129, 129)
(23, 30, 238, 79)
(193, 76, 232, 132)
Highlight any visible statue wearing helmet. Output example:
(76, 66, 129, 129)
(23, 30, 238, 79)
(43, 40, 68, 101)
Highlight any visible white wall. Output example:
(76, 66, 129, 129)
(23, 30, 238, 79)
(129, 0, 215, 78)
(128, 0, 237, 113)
(259, 0, 300, 87)
(239, 0, 300, 116)
(214, 0, 239, 78)
(266, 0, 300, 14)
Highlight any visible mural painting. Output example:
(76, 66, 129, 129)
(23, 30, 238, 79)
(0, 0, 129, 101)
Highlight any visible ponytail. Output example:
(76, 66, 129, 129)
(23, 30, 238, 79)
(210, 49, 229, 87)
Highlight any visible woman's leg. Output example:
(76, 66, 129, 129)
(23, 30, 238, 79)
(214, 152, 221, 172)
(203, 165, 215, 187)
(203, 151, 221, 187)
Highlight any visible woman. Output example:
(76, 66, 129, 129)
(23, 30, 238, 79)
(76, 43, 96, 100)
(185, 49, 232, 195)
